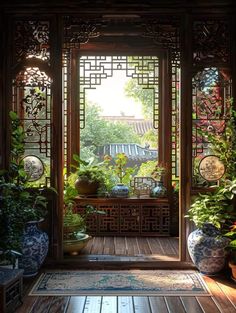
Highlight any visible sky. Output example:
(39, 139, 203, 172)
(85, 71, 143, 118)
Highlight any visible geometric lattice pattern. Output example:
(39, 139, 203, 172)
(74, 198, 170, 236)
(79, 55, 159, 129)
(192, 67, 232, 187)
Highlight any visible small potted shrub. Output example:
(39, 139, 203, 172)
(63, 204, 92, 256)
(63, 168, 105, 255)
(72, 154, 107, 196)
(150, 161, 167, 198)
(109, 153, 136, 198)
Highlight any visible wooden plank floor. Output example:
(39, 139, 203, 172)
(16, 271, 236, 313)
(79, 236, 179, 260)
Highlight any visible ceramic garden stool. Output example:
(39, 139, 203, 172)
(0, 267, 24, 313)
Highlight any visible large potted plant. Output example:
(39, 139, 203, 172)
(186, 104, 236, 275)
(0, 111, 54, 276)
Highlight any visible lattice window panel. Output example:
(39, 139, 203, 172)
(79, 55, 159, 129)
(98, 205, 119, 233)
(171, 61, 180, 181)
(62, 50, 69, 168)
(120, 205, 140, 233)
(141, 205, 170, 235)
(142, 20, 180, 183)
(12, 67, 52, 186)
(192, 67, 232, 187)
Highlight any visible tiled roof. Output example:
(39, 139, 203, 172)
(98, 143, 157, 160)
(102, 116, 153, 136)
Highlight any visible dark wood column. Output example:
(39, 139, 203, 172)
(50, 15, 64, 260)
(180, 14, 193, 262)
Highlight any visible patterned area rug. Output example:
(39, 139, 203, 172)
(29, 270, 211, 296)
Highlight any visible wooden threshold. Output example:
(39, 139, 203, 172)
(44, 236, 187, 269)
(79, 236, 179, 258)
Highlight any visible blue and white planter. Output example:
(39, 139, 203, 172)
(19, 220, 49, 277)
(111, 183, 129, 198)
(187, 223, 230, 275)
(150, 180, 167, 198)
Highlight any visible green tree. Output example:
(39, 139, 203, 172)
(124, 79, 154, 119)
(80, 103, 141, 160)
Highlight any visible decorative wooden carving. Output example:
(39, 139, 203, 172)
(14, 20, 50, 64)
(192, 67, 232, 187)
(193, 20, 230, 66)
(131, 176, 156, 197)
(142, 19, 180, 64)
(63, 16, 100, 48)
(12, 67, 52, 185)
(74, 198, 170, 236)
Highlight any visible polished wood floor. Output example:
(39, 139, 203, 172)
(79, 236, 179, 261)
(16, 272, 236, 313)
(15, 237, 236, 312)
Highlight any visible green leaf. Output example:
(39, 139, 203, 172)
(9, 111, 18, 121)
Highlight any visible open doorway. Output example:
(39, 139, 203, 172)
(63, 52, 180, 262)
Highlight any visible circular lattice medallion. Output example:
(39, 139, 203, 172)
(23, 155, 44, 182)
(198, 155, 225, 182)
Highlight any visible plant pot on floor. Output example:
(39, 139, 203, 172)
(229, 262, 236, 282)
(187, 223, 230, 276)
(18, 220, 49, 277)
(63, 233, 91, 256)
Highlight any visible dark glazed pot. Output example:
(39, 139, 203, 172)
(75, 178, 99, 196)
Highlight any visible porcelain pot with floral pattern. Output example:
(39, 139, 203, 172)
(111, 183, 129, 198)
(150, 180, 167, 198)
(187, 223, 230, 275)
(19, 220, 49, 277)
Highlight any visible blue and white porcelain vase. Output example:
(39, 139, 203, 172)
(150, 180, 167, 198)
(111, 183, 129, 198)
(187, 223, 230, 275)
(19, 220, 49, 277)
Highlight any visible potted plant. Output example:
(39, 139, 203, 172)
(109, 153, 136, 197)
(150, 161, 167, 198)
(63, 205, 92, 256)
(72, 154, 108, 196)
(0, 111, 55, 276)
(186, 104, 236, 275)
(63, 168, 105, 255)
